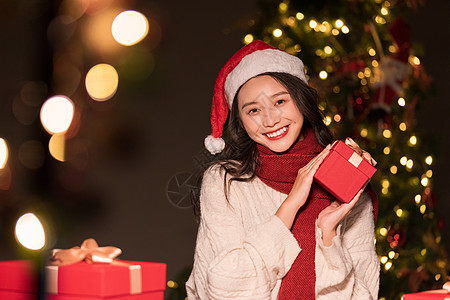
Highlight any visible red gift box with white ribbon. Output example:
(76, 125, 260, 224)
(0, 239, 167, 299)
(313, 140, 377, 203)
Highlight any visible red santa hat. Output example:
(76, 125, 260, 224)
(204, 40, 308, 154)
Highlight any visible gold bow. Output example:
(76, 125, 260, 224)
(49, 238, 122, 266)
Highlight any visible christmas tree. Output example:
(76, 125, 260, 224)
(242, 0, 448, 299)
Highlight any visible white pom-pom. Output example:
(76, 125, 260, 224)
(204, 135, 225, 155)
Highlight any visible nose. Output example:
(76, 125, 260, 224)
(261, 107, 281, 128)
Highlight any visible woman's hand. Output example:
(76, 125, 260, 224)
(276, 144, 332, 229)
(317, 188, 365, 246)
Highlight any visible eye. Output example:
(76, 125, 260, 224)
(275, 99, 286, 105)
(248, 108, 259, 115)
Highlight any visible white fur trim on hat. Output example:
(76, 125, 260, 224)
(224, 48, 307, 106)
(204, 135, 225, 155)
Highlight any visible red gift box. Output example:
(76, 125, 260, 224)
(402, 289, 450, 299)
(0, 260, 37, 300)
(0, 260, 166, 300)
(313, 140, 376, 203)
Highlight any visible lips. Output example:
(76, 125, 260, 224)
(264, 125, 289, 140)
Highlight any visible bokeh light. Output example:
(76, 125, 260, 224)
(49, 134, 65, 162)
(85, 64, 119, 101)
(112, 10, 149, 46)
(40, 96, 74, 134)
(15, 213, 46, 250)
(0, 138, 8, 169)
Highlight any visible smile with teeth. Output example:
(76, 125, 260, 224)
(265, 126, 288, 138)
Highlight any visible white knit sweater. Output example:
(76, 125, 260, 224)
(186, 165, 380, 299)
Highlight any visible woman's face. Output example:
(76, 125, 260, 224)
(237, 75, 304, 153)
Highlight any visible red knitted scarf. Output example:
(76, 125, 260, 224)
(256, 130, 378, 299)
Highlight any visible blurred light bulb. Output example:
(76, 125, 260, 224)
(244, 34, 253, 44)
(296, 12, 304, 20)
(0, 138, 8, 169)
(40, 96, 74, 134)
(335, 19, 344, 28)
(425, 156, 433, 165)
(15, 213, 46, 250)
(341, 25, 349, 34)
(398, 97, 406, 106)
(85, 64, 119, 101)
(319, 70, 328, 79)
(112, 10, 148, 46)
(273, 29, 283, 37)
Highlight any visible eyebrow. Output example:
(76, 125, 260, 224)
(240, 91, 290, 110)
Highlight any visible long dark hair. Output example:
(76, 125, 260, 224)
(192, 72, 333, 220)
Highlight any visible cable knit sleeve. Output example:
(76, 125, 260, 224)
(315, 192, 380, 300)
(186, 165, 301, 300)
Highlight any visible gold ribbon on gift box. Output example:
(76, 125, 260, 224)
(46, 238, 142, 295)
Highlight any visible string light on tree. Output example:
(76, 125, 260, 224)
(15, 213, 46, 250)
(0, 138, 8, 169)
(85, 64, 119, 101)
(112, 10, 149, 46)
(40, 96, 74, 135)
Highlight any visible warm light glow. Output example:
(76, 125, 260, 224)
(360, 128, 368, 138)
(409, 136, 417, 145)
(382, 179, 390, 188)
(396, 209, 403, 217)
(49, 134, 65, 162)
(383, 147, 390, 155)
(167, 280, 179, 289)
(244, 34, 254, 44)
(335, 19, 344, 28)
(382, 129, 392, 138)
(309, 20, 317, 28)
(379, 228, 388, 236)
(380, 256, 388, 264)
(381, 7, 389, 15)
(388, 251, 395, 259)
(358, 72, 365, 79)
(112, 10, 149, 46)
(278, 2, 288, 12)
(333, 114, 341, 122)
(399, 122, 407, 131)
(406, 159, 414, 169)
(389, 45, 396, 53)
(436, 274, 441, 281)
(85, 64, 119, 101)
(409, 56, 421, 65)
(426, 170, 433, 178)
(425, 156, 433, 165)
(273, 28, 283, 37)
(324, 116, 332, 126)
(398, 97, 406, 106)
(400, 156, 407, 165)
(40, 96, 74, 134)
(368, 48, 376, 56)
(421, 177, 429, 186)
(341, 25, 349, 34)
(15, 213, 46, 250)
(390, 165, 397, 174)
(0, 138, 8, 169)
(296, 12, 304, 20)
(331, 29, 339, 35)
(385, 262, 392, 270)
(324, 46, 332, 54)
(421, 249, 427, 256)
(420, 204, 426, 214)
(319, 70, 328, 79)
(372, 60, 379, 67)
(415, 194, 421, 204)
(375, 16, 386, 24)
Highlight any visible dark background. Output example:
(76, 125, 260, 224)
(0, 0, 449, 294)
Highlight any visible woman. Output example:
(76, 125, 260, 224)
(186, 41, 379, 299)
